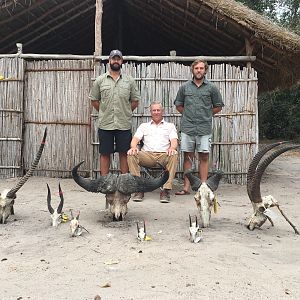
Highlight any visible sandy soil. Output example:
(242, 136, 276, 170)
(0, 154, 299, 300)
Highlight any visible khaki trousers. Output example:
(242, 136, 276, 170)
(127, 151, 178, 190)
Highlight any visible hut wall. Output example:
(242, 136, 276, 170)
(92, 62, 258, 184)
(0, 58, 24, 178)
(23, 59, 94, 177)
(0, 58, 258, 184)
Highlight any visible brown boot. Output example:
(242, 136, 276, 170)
(131, 192, 144, 202)
(160, 189, 171, 203)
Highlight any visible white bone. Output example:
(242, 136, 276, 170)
(50, 210, 62, 227)
(194, 183, 215, 228)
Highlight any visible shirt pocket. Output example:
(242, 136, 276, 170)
(100, 85, 111, 100)
(200, 92, 212, 107)
(118, 82, 131, 99)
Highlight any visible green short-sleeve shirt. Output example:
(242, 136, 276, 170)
(89, 72, 141, 130)
(174, 78, 224, 136)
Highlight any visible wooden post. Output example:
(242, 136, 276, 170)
(245, 38, 254, 69)
(95, 0, 103, 56)
(93, 0, 103, 180)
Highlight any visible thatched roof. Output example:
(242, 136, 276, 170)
(1, 0, 299, 92)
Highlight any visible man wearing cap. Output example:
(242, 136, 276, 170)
(89, 49, 141, 175)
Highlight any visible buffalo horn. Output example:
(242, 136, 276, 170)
(184, 169, 201, 191)
(72, 161, 117, 194)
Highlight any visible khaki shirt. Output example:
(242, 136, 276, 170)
(89, 72, 141, 130)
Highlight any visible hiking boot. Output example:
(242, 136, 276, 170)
(160, 189, 171, 203)
(132, 192, 144, 202)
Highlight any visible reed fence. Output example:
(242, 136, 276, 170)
(0, 57, 258, 184)
(0, 58, 24, 178)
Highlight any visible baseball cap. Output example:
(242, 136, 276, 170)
(109, 49, 123, 59)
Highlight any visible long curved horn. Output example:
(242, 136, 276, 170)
(184, 169, 201, 191)
(206, 170, 223, 191)
(72, 161, 117, 194)
(247, 141, 288, 200)
(250, 144, 300, 203)
(117, 169, 169, 194)
(57, 183, 64, 214)
(46, 183, 54, 214)
(7, 128, 47, 199)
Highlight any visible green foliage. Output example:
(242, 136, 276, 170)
(237, 0, 300, 34)
(238, 0, 278, 18)
(258, 85, 300, 141)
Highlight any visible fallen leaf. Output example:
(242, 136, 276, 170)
(101, 282, 111, 288)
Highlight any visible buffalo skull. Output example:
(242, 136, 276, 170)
(72, 161, 169, 221)
(185, 170, 223, 227)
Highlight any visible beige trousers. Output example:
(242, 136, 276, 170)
(127, 151, 178, 190)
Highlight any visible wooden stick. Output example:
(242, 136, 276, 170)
(276, 205, 299, 235)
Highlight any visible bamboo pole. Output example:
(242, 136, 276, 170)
(94, 0, 103, 56)
(0, 53, 256, 62)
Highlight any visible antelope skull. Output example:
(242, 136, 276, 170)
(70, 210, 82, 237)
(185, 170, 223, 228)
(0, 128, 47, 224)
(247, 142, 300, 233)
(47, 183, 64, 227)
(72, 161, 169, 221)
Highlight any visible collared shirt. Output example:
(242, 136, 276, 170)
(134, 119, 178, 152)
(89, 71, 141, 130)
(174, 78, 224, 136)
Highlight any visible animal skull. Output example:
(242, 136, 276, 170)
(137, 220, 146, 241)
(0, 189, 15, 224)
(47, 183, 64, 227)
(0, 128, 47, 224)
(246, 142, 300, 234)
(194, 183, 215, 228)
(185, 170, 223, 228)
(70, 210, 82, 237)
(72, 161, 169, 221)
(189, 215, 202, 243)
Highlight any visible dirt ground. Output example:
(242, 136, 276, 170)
(0, 153, 299, 300)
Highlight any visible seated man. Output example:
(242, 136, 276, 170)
(127, 101, 178, 203)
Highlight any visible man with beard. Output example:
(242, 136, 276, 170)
(174, 59, 224, 195)
(89, 49, 141, 175)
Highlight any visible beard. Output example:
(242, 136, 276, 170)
(110, 63, 121, 71)
(193, 73, 205, 80)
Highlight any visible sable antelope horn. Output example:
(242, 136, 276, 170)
(72, 161, 117, 194)
(206, 170, 223, 191)
(46, 183, 54, 214)
(246, 141, 288, 200)
(57, 183, 64, 214)
(249, 144, 300, 203)
(6, 128, 47, 199)
(184, 169, 201, 191)
(189, 214, 192, 227)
